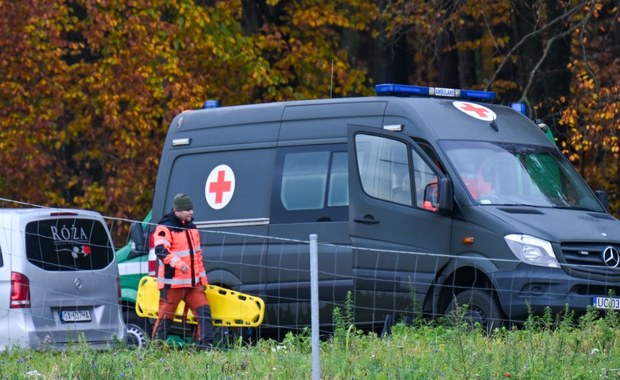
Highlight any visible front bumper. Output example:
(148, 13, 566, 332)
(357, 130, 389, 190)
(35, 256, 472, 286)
(491, 264, 620, 321)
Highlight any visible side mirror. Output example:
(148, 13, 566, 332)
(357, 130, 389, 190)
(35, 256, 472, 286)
(129, 222, 147, 255)
(423, 183, 439, 211)
(423, 177, 453, 214)
(438, 177, 453, 214)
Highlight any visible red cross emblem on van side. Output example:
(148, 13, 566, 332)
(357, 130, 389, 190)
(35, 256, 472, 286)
(209, 170, 231, 204)
(453, 101, 496, 121)
(205, 164, 236, 210)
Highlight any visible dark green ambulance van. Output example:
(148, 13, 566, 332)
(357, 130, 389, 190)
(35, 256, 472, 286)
(134, 84, 620, 334)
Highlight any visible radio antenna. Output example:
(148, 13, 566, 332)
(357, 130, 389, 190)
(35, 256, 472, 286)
(330, 58, 334, 98)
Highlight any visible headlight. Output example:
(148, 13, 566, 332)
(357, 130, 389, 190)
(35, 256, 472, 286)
(504, 234, 560, 268)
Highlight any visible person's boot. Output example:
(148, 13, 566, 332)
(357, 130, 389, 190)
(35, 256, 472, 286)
(195, 305, 216, 349)
(152, 318, 172, 341)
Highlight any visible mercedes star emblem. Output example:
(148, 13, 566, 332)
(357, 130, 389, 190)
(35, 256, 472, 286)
(602, 246, 620, 268)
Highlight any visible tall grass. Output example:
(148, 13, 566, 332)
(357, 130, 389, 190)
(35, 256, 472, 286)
(2, 307, 620, 379)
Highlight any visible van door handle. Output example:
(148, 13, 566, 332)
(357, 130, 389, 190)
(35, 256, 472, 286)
(354, 215, 380, 224)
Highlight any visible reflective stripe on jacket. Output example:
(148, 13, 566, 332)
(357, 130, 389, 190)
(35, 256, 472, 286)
(154, 212, 208, 289)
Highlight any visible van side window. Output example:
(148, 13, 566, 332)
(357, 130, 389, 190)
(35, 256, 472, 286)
(355, 134, 439, 211)
(328, 152, 348, 207)
(355, 134, 411, 205)
(0, 244, 3, 267)
(281, 151, 330, 210)
(272, 145, 348, 223)
(412, 150, 438, 209)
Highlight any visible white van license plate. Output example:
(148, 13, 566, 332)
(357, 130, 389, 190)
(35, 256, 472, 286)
(60, 310, 92, 323)
(593, 297, 620, 310)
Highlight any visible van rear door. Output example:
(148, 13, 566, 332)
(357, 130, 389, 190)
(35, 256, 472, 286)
(348, 125, 452, 325)
(24, 213, 122, 346)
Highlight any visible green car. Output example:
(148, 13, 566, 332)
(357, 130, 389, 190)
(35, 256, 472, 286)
(117, 210, 152, 348)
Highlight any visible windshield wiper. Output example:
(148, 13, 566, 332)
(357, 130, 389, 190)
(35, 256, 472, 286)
(497, 203, 538, 207)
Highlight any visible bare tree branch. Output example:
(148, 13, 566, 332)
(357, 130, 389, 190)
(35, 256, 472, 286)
(520, 4, 595, 105)
(484, 0, 587, 92)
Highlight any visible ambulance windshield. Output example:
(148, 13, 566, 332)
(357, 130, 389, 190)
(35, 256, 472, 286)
(440, 140, 604, 211)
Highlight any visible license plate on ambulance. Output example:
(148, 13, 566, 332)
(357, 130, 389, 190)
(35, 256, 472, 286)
(593, 297, 620, 310)
(60, 309, 92, 323)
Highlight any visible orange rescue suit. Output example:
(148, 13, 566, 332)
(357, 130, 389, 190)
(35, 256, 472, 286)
(154, 213, 208, 290)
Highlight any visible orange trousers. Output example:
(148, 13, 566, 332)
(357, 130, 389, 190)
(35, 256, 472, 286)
(151, 286, 211, 341)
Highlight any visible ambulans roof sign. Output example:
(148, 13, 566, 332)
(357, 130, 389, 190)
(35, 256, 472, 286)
(453, 101, 496, 122)
(205, 164, 235, 210)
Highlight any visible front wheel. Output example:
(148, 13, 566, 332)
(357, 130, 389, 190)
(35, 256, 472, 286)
(446, 289, 504, 333)
(125, 309, 152, 349)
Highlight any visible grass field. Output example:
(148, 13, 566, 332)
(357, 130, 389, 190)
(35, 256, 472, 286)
(2, 306, 620, 379)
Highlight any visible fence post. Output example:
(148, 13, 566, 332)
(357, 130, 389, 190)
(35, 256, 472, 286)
(310, 234, 320, 380)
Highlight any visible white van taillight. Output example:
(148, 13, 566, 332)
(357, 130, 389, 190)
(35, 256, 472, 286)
(147, 232, 157, 277)
(147, 262, 156, 276)
(10, 272, 31, 308)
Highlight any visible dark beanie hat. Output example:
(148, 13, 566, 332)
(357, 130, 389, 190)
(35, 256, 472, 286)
(173, 194, 194, 211)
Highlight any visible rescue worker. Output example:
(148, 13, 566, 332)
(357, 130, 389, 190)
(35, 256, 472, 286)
(151, 193, 215, 349)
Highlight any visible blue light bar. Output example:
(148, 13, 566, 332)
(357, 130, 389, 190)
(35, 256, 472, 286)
(375, 84, 430, 96)
(511, 102, 527, 115)
(459, 89, 496, 101)
(203, 99, 220, 109)
(375, 83, 496, 102)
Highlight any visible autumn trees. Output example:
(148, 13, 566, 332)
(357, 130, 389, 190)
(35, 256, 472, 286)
(0, 0, 618, 242)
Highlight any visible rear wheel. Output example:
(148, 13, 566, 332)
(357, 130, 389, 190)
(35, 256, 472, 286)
(125, 309, 152, 349)
(446, 289, 504, 333)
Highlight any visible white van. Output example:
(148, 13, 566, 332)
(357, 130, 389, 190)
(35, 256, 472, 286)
(0, 208, 126, 350)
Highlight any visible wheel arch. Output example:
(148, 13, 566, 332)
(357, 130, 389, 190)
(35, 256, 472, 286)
(425, 254, 502, 318)
(206, 269, 242, 289)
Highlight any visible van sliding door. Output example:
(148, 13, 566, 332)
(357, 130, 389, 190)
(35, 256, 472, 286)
(348, 124, 452, 327)
(267, 145, 352, 331)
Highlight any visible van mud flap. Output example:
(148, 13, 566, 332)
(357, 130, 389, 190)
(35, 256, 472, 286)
(135, 276, 265, 327)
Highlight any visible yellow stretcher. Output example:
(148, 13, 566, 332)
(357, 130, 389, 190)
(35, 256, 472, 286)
(135, 276, 265, 327)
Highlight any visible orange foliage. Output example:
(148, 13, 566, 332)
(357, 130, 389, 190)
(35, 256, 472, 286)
(0, 0, 619, 243)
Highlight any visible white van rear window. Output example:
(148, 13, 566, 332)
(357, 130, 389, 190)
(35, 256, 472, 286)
(25, 218, 114, 271)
